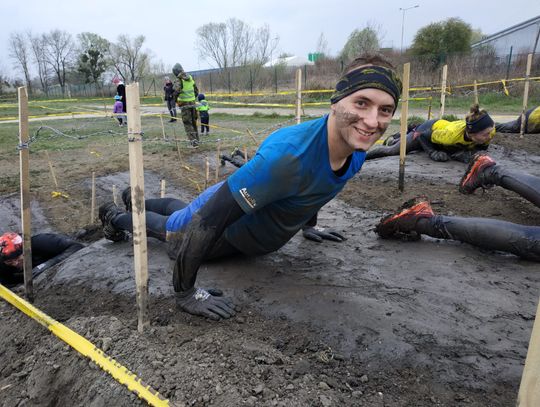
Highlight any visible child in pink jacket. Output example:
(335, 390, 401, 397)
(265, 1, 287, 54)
(113, 95, 126, 126)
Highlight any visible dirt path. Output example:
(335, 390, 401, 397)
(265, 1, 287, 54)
(0, 132, 539, 406)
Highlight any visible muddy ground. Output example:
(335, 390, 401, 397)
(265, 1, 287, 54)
(0, 128, 539, 406)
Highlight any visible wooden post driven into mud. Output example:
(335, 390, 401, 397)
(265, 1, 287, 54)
(126, 83, 150, 333)
(520, 54, 533, 138)
(215, 140, 221, 183)
(295, 68, 302, 124)
(160, 114, 166, 140)
(205, 158, 210, 189)
(517, 297, 540, 406)
(90, 172, 96, 224)
(18, 87, 33, 302)
(398, 63, 410, 192)
(473, 80, 479, 105)
(439, 65, 448, 118)
(112, 184, 118, 205)
(160, 179, 166, 198)
(243, 146, 248, 163)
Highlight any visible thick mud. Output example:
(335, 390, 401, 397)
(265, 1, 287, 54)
(0, 131, 539, 406)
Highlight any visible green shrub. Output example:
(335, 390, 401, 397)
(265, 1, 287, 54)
(441, 114, 460, 122)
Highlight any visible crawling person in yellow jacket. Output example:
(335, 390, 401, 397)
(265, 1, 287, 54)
(495, 106, 540, 134)
(366, 104, 495, 163)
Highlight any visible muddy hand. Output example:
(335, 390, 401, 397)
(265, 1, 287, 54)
(429, 150, 450, 162)
(302, 226, 346, 243)
(176, 287, 236, 320)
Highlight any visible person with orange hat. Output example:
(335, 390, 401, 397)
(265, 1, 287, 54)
(0, 232, 84, 287)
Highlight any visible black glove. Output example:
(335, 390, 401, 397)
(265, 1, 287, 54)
(429, 150, 450, 162)
(302, 226, 345, 243)
(450, 150, 472, 163)
(176, 287, 236, 320)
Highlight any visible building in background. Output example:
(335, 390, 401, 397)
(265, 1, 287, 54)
(472, 15, 540, 57)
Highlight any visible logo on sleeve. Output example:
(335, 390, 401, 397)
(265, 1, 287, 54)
(239, 188, 257, 209)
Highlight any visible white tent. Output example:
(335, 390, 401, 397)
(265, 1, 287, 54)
(263, 55, 314, 68)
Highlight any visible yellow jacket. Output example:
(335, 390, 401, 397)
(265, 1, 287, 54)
(430, 120, 495, 150)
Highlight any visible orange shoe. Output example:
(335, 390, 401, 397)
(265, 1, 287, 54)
(375, 197, 434, 239)
(459, 152, 496, 194)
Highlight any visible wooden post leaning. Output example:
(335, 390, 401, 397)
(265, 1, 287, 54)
(45, 151, 59, 189)
(520, 53, 533, 138)
(295, 68, 302, 124)
(473, 80, 479, 105)
(18, 86, 33, 302)
(517, 296, 540, 406)
(439, 64, 448, 118)
(126, 83, 150, 333)
(90, 171, 96, 224)
(398, 63, 411, 192)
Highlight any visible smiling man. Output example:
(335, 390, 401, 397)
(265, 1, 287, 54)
(99, 53, 402, 320)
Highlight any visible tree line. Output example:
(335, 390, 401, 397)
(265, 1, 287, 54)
(5, 17, 485, 97)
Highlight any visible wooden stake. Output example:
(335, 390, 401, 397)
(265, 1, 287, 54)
(112, 184, 118, 205)
(439, 64, 448, 118)
(126, 83, 150, 333)
(215, 140, 221, 182)
(243, 146, 248, 163)
(90, 171, 96, 224)
(45, 151, 59, 189)
(473, 80, 479, 105)
(18, 86, 33, 302)
(160, 114, 166, 140)
(427, 96, 433, 120)
(160, 179, 166, 198)
(295, 68, 302, 124)
(205, 157, 210, 189)
(517, 296, 540, 406)
(398, 63, 410, 193)
(520, 53, 533, 138)
(246, 128, 258, 144)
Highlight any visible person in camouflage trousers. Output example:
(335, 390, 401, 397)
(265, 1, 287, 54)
(172, 63, 199, 146)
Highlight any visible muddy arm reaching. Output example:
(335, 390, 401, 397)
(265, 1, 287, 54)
(302, 212, 346, 243)
(173, 182, 244, 320)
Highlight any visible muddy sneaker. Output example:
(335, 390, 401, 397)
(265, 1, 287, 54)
(459, 152, 496, 194)
(99, 202, 127, 242)
(121, 186, 132, 212)
(375, 197, 434, 239)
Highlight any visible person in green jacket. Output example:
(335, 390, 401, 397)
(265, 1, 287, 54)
(172, 63, 199, 146)
(196, 93, 210, 134)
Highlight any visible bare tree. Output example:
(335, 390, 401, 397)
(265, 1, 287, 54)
(315, 32, 330, 57)
(108, 34, 150, 82)
(196, 18, 278, 70)
(8, 32, 33, 95)
(42, 30, 76, 96)
(28, 33, 52, 96)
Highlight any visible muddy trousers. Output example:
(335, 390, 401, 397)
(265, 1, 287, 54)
(111, 197, 239, 259)
(180, 105, 199, 144)
(415, 166, 540, 261)
(495, 108, 539, 134)
(365, 133, 421, 160)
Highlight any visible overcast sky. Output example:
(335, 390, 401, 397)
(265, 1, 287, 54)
(1, 0, 539, 79)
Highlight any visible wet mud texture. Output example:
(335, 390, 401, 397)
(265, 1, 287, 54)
(0, 131, 539, 406)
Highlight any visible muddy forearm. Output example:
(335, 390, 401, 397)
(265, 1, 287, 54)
(173, 182, 244, 292)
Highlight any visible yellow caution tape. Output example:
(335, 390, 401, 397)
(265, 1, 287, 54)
(0, 284, 170, 407)
(212, 101, 295, 108)
(51, 191, 69, 199)
(90, 151, 102, 157)
(501, 80, 510, 96)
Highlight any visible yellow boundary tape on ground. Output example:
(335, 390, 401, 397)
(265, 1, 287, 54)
(0, 284, 171, 407)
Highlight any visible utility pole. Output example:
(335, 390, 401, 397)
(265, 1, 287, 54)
(400, 5, 419, 54)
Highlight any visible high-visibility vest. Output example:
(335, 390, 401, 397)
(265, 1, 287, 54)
(177, 75, 196, 102)
(197, 100, 209, 112)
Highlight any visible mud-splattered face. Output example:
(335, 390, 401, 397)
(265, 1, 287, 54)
(468, 127, 493, 144)
(330, 88, 395, 152)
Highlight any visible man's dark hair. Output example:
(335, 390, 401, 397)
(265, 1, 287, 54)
(343, 53, 395, 74)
